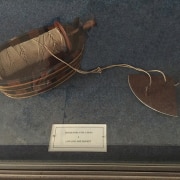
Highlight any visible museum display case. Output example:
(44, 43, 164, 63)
(0, 0, 179, 179)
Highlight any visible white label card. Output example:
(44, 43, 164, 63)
(49, 124, 107, 152)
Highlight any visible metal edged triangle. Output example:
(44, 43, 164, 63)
(128, 74, 178, 117)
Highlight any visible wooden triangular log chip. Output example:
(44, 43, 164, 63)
(128, 74, 178, 117)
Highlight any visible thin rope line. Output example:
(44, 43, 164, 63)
(147, 70, 166, 82)
(33, 39, 153, 87)
(100, 64, 152, 86)
(174, 82, 180, 87)
(33, 38, 169, 88)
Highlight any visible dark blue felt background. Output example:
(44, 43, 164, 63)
(0, 0, 179, 150)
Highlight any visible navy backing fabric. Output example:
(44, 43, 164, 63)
(0, 0, 179, 161)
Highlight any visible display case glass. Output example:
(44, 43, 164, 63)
(0, 1, 179, 176)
